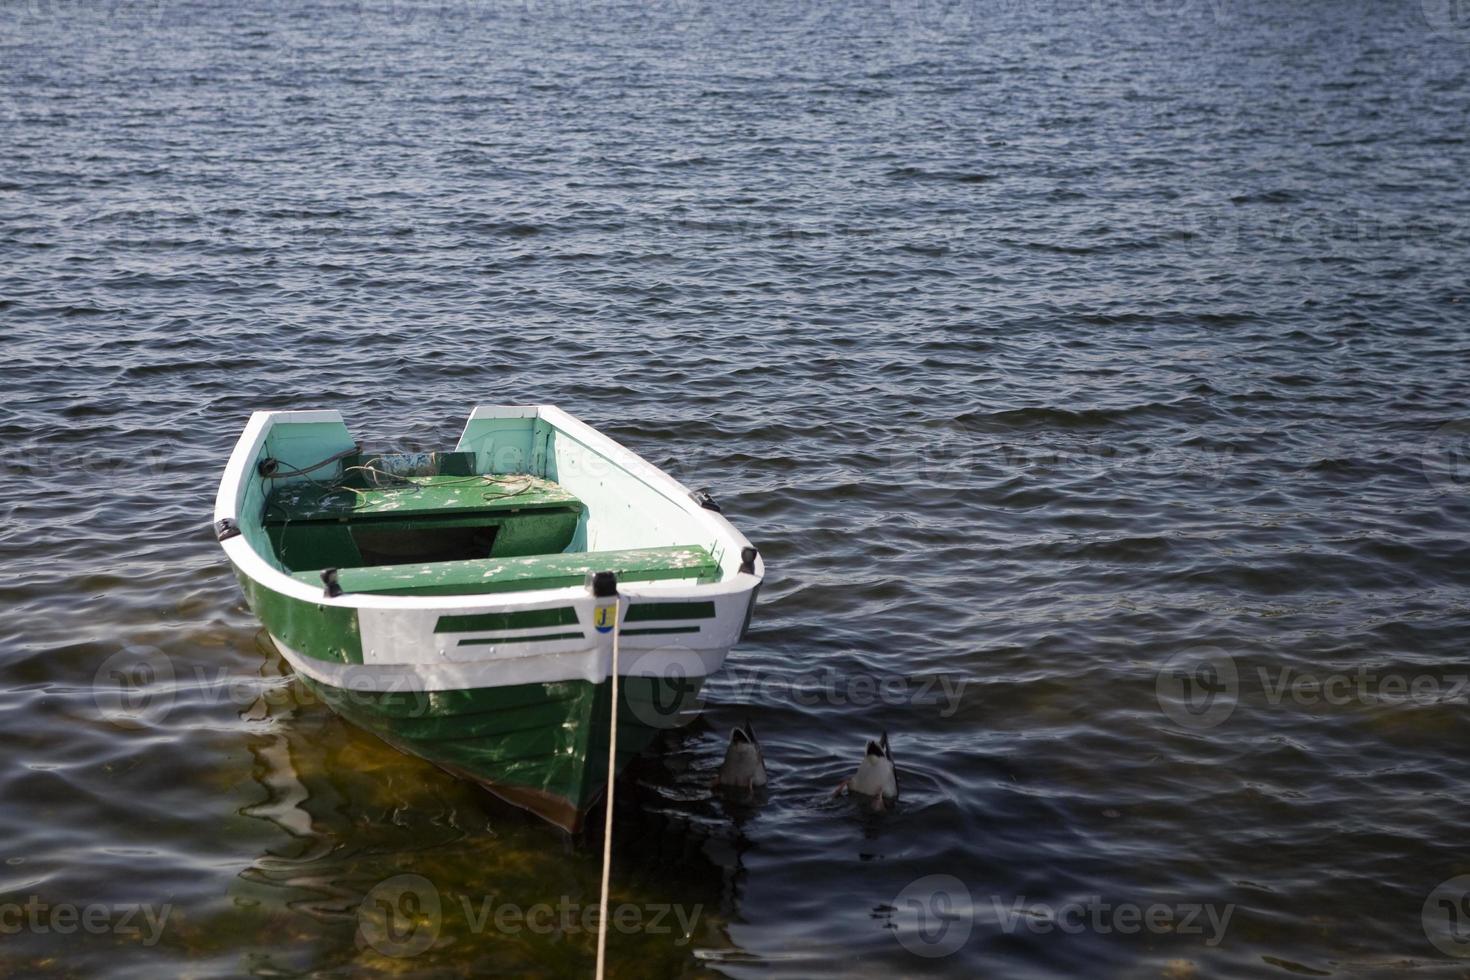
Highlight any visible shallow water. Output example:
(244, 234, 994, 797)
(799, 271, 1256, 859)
(3, 0, 1470, 976)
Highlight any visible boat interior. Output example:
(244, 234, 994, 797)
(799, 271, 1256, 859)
(240, 412, 732, 597)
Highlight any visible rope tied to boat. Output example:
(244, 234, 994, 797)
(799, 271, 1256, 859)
(591, 571, 625, 980)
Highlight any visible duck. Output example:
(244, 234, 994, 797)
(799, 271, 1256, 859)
(713, 721, 768, 796)
(835, 732, 898, 810)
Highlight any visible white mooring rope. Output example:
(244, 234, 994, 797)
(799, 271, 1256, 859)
(594, 593, 625, 980)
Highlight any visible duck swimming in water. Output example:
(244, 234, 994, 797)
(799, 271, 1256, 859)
(714, 721, 768, 797)
(835, 732, 898, 810)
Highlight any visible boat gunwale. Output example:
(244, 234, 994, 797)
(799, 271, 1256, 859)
(214, 405, 763, 613)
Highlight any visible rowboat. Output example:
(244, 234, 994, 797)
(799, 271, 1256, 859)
(213, 406, 762, 831)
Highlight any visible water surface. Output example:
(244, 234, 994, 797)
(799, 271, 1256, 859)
(3, 0, 1470, 976)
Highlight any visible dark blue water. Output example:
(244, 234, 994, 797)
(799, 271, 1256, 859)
(3, 0, 1470, 976)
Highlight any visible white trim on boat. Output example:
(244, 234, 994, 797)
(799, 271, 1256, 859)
(271, 636, 730, 692)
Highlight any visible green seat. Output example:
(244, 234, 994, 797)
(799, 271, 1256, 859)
(263, 471, 585, 572)
(293, 545, 721, 596)
(265, 473, 581, 523)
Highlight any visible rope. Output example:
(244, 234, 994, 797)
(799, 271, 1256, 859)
(594, 594, 625, 980)
(268, 446, 358, 480)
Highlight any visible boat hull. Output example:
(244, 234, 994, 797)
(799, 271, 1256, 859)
(296, 668, 703, 831)
(244, 569, 744, 831)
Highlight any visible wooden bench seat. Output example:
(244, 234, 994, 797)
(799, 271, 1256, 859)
(264, 473, 582, 524)
(262, 469, 585, 572)
(293, 545, 721, 596)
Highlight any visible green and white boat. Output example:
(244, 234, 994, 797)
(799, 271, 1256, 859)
(214, 406, 762, 831)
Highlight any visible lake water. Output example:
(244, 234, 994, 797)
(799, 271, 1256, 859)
(3, 0, 1470, 976)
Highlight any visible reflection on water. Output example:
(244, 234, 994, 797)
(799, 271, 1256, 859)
(219, 670, 743, 975)
(0, 612, 743, 976)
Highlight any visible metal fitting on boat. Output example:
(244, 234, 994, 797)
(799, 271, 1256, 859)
(214, 518, 241, 541)
(691, 489, 722, 513)
(588, 571, 618, 597)
(320, 567, 343, 598)
(739, 546, 758, 575)
(256, 457, 281, 478)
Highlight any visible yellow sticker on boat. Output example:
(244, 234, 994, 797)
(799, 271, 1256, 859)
(593, 604, 617, 634)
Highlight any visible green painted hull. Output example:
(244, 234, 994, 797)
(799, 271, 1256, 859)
(299, 673, 701, 831)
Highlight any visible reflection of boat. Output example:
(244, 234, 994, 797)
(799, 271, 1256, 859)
(214, 406, 762, 831)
